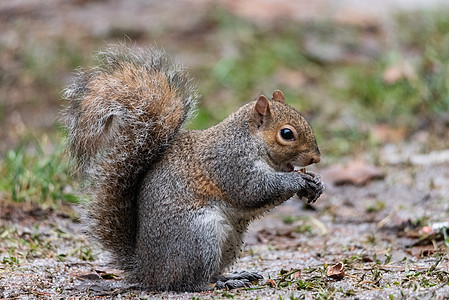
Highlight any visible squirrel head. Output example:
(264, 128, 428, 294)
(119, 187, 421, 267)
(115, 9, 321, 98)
(250, 90, 321, 172)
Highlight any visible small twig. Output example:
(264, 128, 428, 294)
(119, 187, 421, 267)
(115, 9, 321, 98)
(359, 265, 445, 272)
(359, 280, 375, 285)
(282, 269, 301, 277)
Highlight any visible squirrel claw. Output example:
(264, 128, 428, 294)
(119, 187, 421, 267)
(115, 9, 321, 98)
(215, 271, 263, 290)
(226, 271, 263, 281)
(215, 279, 252, 290)
(297, 173, 324, 203)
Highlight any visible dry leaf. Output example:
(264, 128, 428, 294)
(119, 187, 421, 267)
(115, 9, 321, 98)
(292, 270, 302, 278)
(327, 262, 345, 280)
(321, 159, 384, 186)
(371, 124, 406, 143)
(383, 61, 416, 84)
(264, 278, 277, 287)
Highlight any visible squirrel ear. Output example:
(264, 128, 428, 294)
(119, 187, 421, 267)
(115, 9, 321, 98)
(272, 89, 285, 104)
(254, 95, 270, 127)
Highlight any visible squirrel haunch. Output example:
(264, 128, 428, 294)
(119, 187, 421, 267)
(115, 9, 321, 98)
(63, 44, 323, 292)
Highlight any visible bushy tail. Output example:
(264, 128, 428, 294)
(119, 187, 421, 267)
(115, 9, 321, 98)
(62, 45, 198, 271)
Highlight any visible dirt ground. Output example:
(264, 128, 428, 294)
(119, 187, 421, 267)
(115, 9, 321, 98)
(1, 0, 449, 299)
(1, 150, 448, 299)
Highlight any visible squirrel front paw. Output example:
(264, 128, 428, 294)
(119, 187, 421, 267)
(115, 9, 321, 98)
(296, 172, 324, 203)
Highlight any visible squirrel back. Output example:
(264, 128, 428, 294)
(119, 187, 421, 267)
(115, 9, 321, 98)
(62, 45, 198, 270)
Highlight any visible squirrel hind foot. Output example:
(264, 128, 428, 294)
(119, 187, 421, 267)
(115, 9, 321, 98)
(215, 279, 251, 290)
(215, 271, 263, 290)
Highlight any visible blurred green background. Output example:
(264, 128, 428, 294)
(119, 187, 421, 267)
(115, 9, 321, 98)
(0, 0, 448, 205)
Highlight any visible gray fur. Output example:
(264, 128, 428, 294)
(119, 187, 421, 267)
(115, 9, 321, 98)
(130, 101, 322, 291)
(62, 45, 323, 292)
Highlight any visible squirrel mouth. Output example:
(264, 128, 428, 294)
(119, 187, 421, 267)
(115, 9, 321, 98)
(282, 163, 295, 172)
(282, 162, 309, 173)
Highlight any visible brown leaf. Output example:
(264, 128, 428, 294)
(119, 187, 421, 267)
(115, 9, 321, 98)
(292, 270, 302, 278)
(371, 124, 406, 143)
(264, 278, 277, 287)
(321, 159, 384, 186)
(327, 262, 345, 280)
(383, 61, 416, 84)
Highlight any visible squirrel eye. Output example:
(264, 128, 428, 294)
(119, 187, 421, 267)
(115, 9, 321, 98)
(280, 128, 294, 140)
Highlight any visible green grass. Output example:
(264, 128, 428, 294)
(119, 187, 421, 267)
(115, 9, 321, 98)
(253, 252, 448, 299)
(0, 136, 78, 204)
(20, 39, 85, 88)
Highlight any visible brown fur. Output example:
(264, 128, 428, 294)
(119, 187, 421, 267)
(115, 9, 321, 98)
(63, 45, 323, 292)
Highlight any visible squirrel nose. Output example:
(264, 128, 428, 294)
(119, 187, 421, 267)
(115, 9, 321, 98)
(309, 155, 321, 165)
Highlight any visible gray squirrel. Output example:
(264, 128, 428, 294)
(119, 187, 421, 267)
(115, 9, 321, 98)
(62, 45, 323, 292)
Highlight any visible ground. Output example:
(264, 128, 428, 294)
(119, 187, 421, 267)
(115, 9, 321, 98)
(0, 0, 448, 299)
(1, 158, 448, 299)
